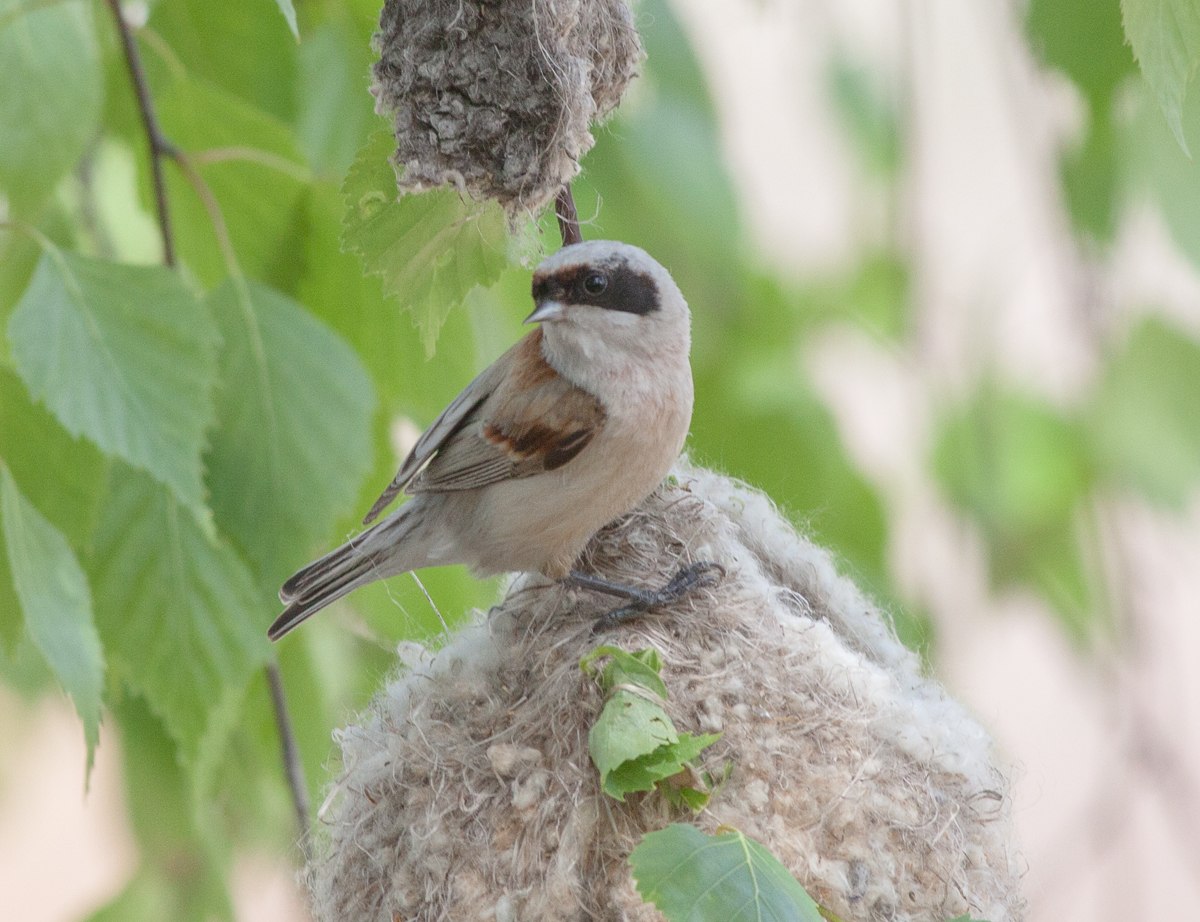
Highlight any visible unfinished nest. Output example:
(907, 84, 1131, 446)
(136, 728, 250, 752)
(306, 463, 1025, 922)
(371, 0, 643, 215)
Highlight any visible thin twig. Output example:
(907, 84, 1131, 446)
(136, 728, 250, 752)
(555, 185, 583, 247)
(104, 0, 176, 266)
(267, 661, 312, 843)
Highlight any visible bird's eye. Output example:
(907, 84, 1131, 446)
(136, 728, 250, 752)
(583, 272, 608, 295)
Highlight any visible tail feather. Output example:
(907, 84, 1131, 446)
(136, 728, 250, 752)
(270, 506, 426, 641)
(269, 554, 377, 641)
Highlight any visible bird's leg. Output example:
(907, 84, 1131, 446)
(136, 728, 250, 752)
(565, 562, 725, 631)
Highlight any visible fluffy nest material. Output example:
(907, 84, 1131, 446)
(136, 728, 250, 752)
(371, 0, 643, 214)
(306, 464, 1025, 921)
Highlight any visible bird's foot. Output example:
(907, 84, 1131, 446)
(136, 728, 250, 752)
(566, 562, 725, 632)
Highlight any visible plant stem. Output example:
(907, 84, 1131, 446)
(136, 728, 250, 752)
(104, 0, 176, 267)
(556, 185, 582, 246)
(267, 661, 312, 842)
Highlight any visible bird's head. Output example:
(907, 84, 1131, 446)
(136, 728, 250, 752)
(527, 240, 691, 382)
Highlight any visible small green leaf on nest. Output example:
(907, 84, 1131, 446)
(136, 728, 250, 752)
(581, 645, 719, 804)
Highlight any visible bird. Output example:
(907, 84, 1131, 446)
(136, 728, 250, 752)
(269, 239, 720, 641)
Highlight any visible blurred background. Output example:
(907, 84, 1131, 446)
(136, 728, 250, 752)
(2, 0, 1199, 920)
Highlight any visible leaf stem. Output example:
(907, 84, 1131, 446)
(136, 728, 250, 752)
(266, 660, 312, 843)
(104, 0, 177, 267)
(556, 185, 583, 247)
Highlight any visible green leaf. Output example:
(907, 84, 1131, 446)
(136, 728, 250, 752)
(274, 0, 298, 39)
(147, 0, 298, 123)
(0, 0, 103, 213)
(630, 824, 823, 922)
(1089, 317, 1200, 505)
(155, 79, 310, 288)
(591, 691, 680, 794)
(1060, 114, 1120, 240)
(296, 20, 374, 177)
(7, 252, 219, 519)
(88, 466, 269, 768)
(933, 387, 1097, 638)
(0, 466, 104, 758)
(204, 280, 375, 587)
(934, 389, 1091, 533)
(1028, 0, 1135, 110)
(342, 129, 510, 354)
(1126, 85, 1200, 264)
(604, 733, 719, 804)
(0, 368, 107, 548)
(1121, 0, 1200, 152)
(581, 644, 668, 699)
(584, 646, 719, 801)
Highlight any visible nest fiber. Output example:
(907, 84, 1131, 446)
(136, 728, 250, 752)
(307, 464, 1025, 921)
(372, 0, 642, 214)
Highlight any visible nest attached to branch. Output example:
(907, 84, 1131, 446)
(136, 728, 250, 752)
(371, 0, 643, 215)
(306, 464, 1025, 921)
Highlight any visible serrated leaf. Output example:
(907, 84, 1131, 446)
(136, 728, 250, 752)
(0, 0, 103, 213)
(7, 252, 219, 519)
(1089, 317, 1200, 505)
(591, 692, 680, 796)
(205, 280, 375, 586)
(0, 466, 104, 759)
(0, 368, 108, 546)
(631, 824, 823, 922)
(342, 129, 509, 354)
(604, 732, 719, 802)
(584, 646, 719, 800)
(1121, 0, 1200, 152)
(88, 466, 268, 768)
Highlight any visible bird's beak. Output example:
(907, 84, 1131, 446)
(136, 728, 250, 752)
(524, 300, 566, 324)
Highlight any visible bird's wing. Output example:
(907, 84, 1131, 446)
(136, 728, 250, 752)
(360, 330, 605, 522)
(407, 331, 605, 495)
(360, 342, 512, 525)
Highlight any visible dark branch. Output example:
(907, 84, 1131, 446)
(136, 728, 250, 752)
(555, 185, 583, 247)
(104, 0, 177, 267)
(267, 661, 312, 843)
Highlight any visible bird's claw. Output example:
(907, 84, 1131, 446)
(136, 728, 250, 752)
(592, 561, 725, 632)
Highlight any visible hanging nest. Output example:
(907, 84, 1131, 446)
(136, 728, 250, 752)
(371, 0, 643, 215)
(305, 463, 1026, 921)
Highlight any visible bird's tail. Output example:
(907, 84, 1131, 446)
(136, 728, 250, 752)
(269, 507, 424, 641)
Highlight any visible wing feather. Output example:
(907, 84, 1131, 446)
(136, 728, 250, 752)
(360, 344, 510, 524)
(408, 334, 605, 494)
(362, 329, 606, 519)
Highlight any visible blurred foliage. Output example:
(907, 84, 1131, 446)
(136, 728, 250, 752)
(0, 0, 1197, 918)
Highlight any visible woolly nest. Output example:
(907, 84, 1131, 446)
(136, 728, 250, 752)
(371, 0, 642, 214)
(306, 464, 1026, 922)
